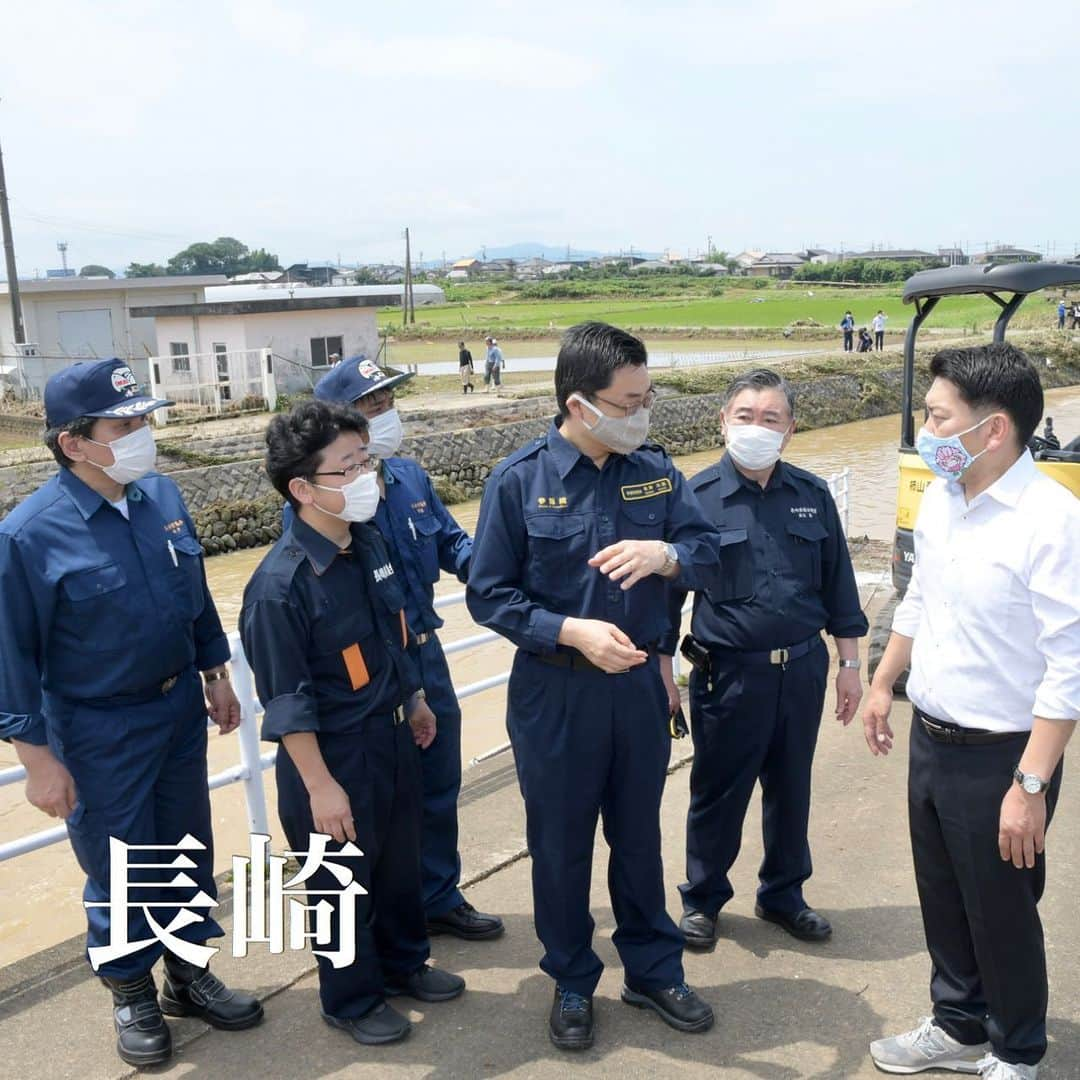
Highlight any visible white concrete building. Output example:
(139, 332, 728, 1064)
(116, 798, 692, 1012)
(0, 275, 227, 394)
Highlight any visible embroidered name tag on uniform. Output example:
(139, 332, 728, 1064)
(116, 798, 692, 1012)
(789, 506, 819, 519)
(620, 478, 672, 501)
(163, 519, 184, 533)
(537, 496, 568, 507)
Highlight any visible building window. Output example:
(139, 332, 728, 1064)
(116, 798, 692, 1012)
(170, 342, 191, 373)
(310, 336, 344, 368)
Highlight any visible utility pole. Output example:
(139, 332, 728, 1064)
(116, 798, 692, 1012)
(57, 240, 69, 273)
(0, 128, 26, 344)
(403, 227, 415, 325)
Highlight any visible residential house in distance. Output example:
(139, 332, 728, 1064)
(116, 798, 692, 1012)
(973, 245, 1042, 265)
(745, 252, 807, 279)
(851, 249, 941, 266)
(937, 247, 968, 266)
(479, 259, 516, 279)
(733, 250, 765, 272)
(446, 257, 481, 281)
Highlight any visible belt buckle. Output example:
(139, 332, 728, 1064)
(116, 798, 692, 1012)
(769, 648, 789, 666)
(160, 675, 178, 695)
(415, 632, 431, 646)
(393, 705, 406, 725)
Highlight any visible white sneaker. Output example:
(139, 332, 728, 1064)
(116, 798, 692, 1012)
(976, 1054, 1038, 1079)
(870, 1017, 990, 1074)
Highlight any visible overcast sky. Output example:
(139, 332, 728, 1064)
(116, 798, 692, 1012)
(3, 0, 1078, 275)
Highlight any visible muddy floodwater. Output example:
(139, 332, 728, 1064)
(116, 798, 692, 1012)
(2, 388, 1078, 966)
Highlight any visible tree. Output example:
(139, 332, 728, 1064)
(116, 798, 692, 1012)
(165, 237, 282, 276)
(125, 261, 167, 278)
(79, 264, 115, 278)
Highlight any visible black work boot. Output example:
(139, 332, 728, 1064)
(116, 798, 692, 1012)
(102, 972, 172, 1066)
(160, 952, 264, 1030)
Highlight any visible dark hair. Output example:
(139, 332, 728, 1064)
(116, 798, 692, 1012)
(555, 321, 648, 415)
(265, 399, 368, 509)
(929, 343, 1043, 446)
(44, 416, 96, 468)
(722, 368, 796, 418)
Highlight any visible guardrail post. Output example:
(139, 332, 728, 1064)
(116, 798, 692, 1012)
(229, 642, 270, 837)
(261, 349, 277, 412)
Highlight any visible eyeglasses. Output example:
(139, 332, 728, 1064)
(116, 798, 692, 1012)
(311, 457, 377, 479)
(360, 390, 395, 410)
(590, 388, 657, 417)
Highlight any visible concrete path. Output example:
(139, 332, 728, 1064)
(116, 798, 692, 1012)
(2, 587, 1078, 1079)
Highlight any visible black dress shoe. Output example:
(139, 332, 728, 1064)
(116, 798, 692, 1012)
(621, 982, 714, 1033)
(426, 900, 505, 941)
(102, 972, 172, 1066)
(754, 904, 832, 942)
(160, 953, 264, 1029)
(679, 910, 718, 950)
(549, 986, 594, 1050)
(322, 1003, 411, 1045)
(384, 964, 465, 1002)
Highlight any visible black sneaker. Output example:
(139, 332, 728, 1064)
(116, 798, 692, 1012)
(549, 986, 594, 1050)
(384, 964, 465, 1002)
(426, 900, 505, 941)
(621, 981, 714, 1033)
(322, 1003, 411, 1045)
(160, 953, 264, 1030)
(102, 972, 172, 1066)
(679, 910, 718, 950)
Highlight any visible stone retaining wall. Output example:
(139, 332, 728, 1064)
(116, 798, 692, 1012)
(0, 414, 43, 437)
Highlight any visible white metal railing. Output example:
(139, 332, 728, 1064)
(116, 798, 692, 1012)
(0, 467, 850, 863)
(147, 348, 277, 425)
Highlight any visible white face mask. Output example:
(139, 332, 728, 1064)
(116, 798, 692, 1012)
(84, 424, 157, 484)
(311, 470, 380, 523)
(724, 422, 790, 471)
(364, 408, 403, 459)
(571, 393, 651, 455)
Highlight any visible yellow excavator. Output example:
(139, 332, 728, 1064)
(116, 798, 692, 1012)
(868, 262, 1080, 689)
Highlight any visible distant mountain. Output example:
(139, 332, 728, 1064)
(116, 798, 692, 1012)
(473, 242, 605, 262)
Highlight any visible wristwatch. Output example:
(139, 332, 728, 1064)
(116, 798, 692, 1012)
(659, 542, 680, 575)
(838, 659, 861, 670)
(1013, 767, 1050, 795)
(203, 669, 230, 684)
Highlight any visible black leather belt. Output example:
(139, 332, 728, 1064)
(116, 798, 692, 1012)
(76, 671, 184, 708)
(733, 634, 821, 668)
(534, 649, 603, 673)
(914, 707, 1023, 745)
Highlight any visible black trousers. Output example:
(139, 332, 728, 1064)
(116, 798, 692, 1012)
(680, 639, 829, 918)
(875, 330, 885, 349)
(908, 716, 1063, 1066)
(276, 719, 429, 1020)
(843, 330, 854, 351)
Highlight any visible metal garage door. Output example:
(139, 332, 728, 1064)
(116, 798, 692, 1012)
(57, 308, 115, 358)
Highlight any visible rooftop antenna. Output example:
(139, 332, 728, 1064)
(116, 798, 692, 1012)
(57, 240, 69, 273)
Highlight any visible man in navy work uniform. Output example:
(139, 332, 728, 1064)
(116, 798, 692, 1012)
(308, 357, 504, 941)
(467, 322, 721, 1050)
(0, 360, 262, 1067)
(240, 399, 464, 1047)
(668, 368, 867, 951)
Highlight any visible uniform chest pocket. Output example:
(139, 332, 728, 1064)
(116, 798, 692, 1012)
(705, 527, 754, 604)
(171, 535, 206, 620)
(61, 562, 127, 602)
(410, 512, 442, 583)
(312, 602, 376, 656)
(620, 499, 666, 539)
(785, 519, 828, 590)
(525, 513, 587, 568)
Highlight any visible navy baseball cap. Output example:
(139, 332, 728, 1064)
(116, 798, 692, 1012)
(44, 359, 173, 427)
(313, 356, 413, 405)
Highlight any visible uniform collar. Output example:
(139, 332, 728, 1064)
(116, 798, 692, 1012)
(57, 467, 144, 520)
(708, 453, 795, 496)
(548, 418, 588, 479)
(288, 514, 353, 576)
(380, 457, 402, 486)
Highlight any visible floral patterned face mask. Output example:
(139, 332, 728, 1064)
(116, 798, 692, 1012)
(915, 413, 998, 479)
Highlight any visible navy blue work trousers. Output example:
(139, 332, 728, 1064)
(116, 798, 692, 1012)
(507, 650, 684, 997)
(275, 717, 429, 1020)
(58, 669, 224, 980)
(679, 638, 829, 917)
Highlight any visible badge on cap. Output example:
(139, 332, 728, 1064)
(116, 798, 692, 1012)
(356, 360, 383, 382)
(110, 366, 139, 396)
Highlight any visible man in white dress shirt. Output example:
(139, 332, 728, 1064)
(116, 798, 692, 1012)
(862, 343, 1078, 1080)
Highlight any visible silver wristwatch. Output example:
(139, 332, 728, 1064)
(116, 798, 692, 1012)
(1013, 767, 1049, 795)
(838, 659, 861, 670)
(659, 542, 679, 575)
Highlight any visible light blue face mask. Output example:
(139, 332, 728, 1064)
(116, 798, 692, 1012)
(915, 413, 997, 479)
